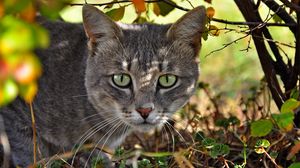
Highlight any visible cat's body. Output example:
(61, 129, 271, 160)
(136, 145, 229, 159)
(0, 5, 206, 167)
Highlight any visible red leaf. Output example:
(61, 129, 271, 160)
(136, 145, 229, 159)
(132, 0, 146, 14)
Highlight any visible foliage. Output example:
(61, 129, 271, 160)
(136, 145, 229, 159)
(1, 0, 300, 168)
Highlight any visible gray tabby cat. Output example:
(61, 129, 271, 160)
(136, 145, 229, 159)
(0, 4, 206, 167)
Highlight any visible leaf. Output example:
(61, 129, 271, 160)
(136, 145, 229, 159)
(19, 2, 36, 23)
(287, 142, 300, 160)
(209, 25, 220, 36)
(290, 88, 300, 99)
(250, 119, 273, 137)
(153, 3, 160, 16)
(288, 163, 300, 168)
(19, 82, 38, 103)
(13, 53, 42, 84)
(202, 138, 216, 148)
(157, 1, 175, 16)
(281, 98, 300, 113)
(272, 112, 294, 132)
(132, 0, 146, 14)
(3, 0, 31, 14)
(255, 139, 270, 154)
(204, 0, 212, 4)
(0, 79, 18, 106)
(255, 139, 270, 148)
(206, 7, 215, 19)
(106, 7, 125, 21)
(210, 144, 230, 158)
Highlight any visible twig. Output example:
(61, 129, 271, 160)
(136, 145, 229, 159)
(205, 33, 250, 57)
(279, 0, 300, 12)
(0, 114, 10, 168)
(29, 103, 37, 166)
(211, 18, 297, 27)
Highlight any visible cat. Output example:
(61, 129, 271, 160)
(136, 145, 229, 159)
(0, 4, 206, 167)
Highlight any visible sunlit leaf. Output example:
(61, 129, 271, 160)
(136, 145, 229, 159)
(0, 79, 18, 106)
(272, 112, 294, 132)
(157, 1, 175, 16)
(209, 25, 220, 36)
(255, 139, 270, 154)
(132, 0, 146, 14)
(106, 7, 125, 21)
(206, 7, 215, 19)
(133, 16, 147, 23)
(19, 82, 37, 103)
(153, 3, 160, 16)
(280, 98, 300, 113)
(250, 119, 273, 137)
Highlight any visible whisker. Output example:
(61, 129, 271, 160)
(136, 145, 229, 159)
(83, 120, 123, 168)
(71, 116, 120, 166)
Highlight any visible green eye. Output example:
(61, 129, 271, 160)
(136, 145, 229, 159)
(112, 74, 131, 88)
(158, 74, 177, 88)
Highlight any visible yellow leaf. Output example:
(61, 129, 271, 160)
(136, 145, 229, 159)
(206, 7, 215, 19)
(132, 0, 146, 14)
(153, 3, 160, 16)
(209, 25, 220, 36)
(19, 82, 37, 103)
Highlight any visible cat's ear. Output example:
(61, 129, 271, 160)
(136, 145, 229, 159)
(82, 4, 122, 42)
(167, 6, 207, 51)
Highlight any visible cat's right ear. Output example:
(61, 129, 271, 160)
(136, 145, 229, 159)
(82, 4, 122, 42)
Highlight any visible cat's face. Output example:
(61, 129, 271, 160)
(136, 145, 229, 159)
(82, 5, 206, 132)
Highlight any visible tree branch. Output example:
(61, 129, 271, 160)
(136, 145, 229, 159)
(234, 0, 285, 109)
(262, 0, 296, 35)
(279, 0, 300, 12)
(211, 18, 296, 27)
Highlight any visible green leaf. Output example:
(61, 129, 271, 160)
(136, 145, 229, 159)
(281, 98, 300, 113)
(138, 158, 152, 168)
(255, 139, 270, 154)
(39, 0, 71, 19)
(250, 119, 273, 137)
(106, 7, 125, 21)
(272, 112, 294, 131)
(255, 139, 270, 148)
(210, 143, 230, 158)
(0, 79, 18, 106)
(290, 88, 300, 99)
(202, 138, 216, 148)
(157, 1, 175, 16)
(289, 163, 300, 168)
(4, 0, 31, 14)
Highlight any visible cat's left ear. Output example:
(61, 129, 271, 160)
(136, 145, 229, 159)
(167, 6, 207, 52)
(82, 4, 122, 42)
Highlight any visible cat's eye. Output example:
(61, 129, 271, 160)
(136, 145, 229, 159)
(158, 74, 177, 88)
(112, 74, 131, 88)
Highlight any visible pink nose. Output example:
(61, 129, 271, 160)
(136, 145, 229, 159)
(136, 107, 153, 119)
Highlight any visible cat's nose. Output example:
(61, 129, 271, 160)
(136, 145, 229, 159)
(136, 107, 153, 119)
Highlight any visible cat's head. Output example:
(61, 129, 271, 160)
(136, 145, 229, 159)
(82, 5, 206, 132)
